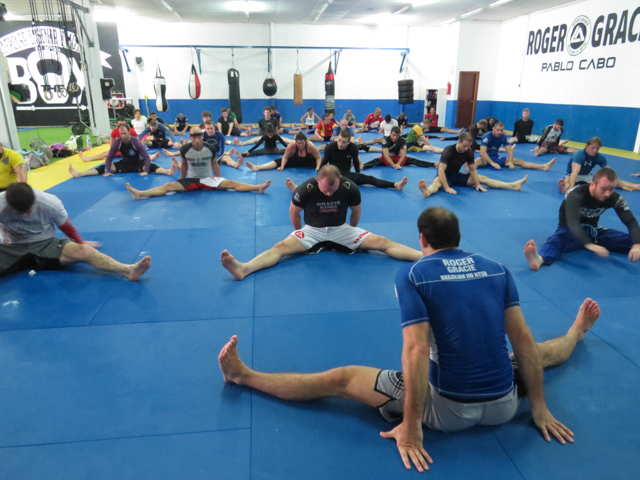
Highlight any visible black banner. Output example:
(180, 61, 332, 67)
(0, 21, 125, 127)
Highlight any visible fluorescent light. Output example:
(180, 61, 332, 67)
(314, 2, 329, 22)
(489, 0, 514, 8)
(439, 17, 457, 25)
(460, 8, 483, 18)
(410, 0, 441, 6)
(224, 1, 267, 13)
(394, 6, 411, 14)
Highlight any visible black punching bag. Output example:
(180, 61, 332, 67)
(324, 61, 335, 114)
(263, 73, 277, 97)
(228, 68, 243, 124)
(398, 79, 414, 104)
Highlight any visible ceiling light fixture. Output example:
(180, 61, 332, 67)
(489, 0, 514, 8)
(460, 8, 483, 18)
(439, 17, 456, 26)
(225, 1, 267, 13)
(314, 2, 330, 23)
(394, 6, 411, 15)
(153, 0, 182, 21)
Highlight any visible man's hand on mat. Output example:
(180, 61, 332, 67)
(532, 407, 574, 444)
(632, 172, 640, 177)
(102, 172, 114, 177)
(445, 187, 457, 195)
(475, 185, 487, 193)
(380, 422, 433, 472)
(139, 171, 149, 176)
(628, 244, 640, 262)
(585, 244, 609, 258)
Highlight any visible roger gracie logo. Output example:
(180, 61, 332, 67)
(295, 231, 305, 239)
(567, 15, 591, 56)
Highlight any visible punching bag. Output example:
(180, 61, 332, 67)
(189, 65, 201, 99)
(398, 79, 414, 104)
(324, 61, 335, 114)
(263, 73, 277, 97)
(228, 68, 243, 124)
(293, 73, 303, 106)
(154, 64, 168, 112)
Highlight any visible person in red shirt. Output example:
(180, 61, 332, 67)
(80, 117, 160, 163)
(422, 108, 460, 134)
(356, 108, 383, 133)
(425, 107, 439, 126)
(308, 115, 335, 142)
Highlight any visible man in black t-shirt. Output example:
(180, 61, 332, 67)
(362, 127, 437, 170)
(319, 130, 407, 190)
(509, 108, 538, 145)
(173, 113, 189, 135)
(217, 108, 251, 137)
(220, 165, 423, 280)
(438, 119, 487, 151)
(233, 107, 281, 147)
(418, 133, 529, 197)
(525, 168, 640, 270)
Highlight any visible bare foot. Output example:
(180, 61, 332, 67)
(395, 177, 408, 191)
(258, 180, 271, 194)
(558, 178, 568, 194)
(235, 157, 244, 169)
(234, 137, 241, 146)
(511, 143, 517, 150)
(570, 298, 600, 341)
(218, 335, 250, 384)
(418, 179, 434, 198)
(171, 158, 181, 171)
(150, 152, 161, 161)
(79, 153, 90, 162)
(221, 250, 246, 281)
(128, 256, 151, 281)
(246, 161, 258, 172)
(356, 135, 362, 144)
(439, 136, 445, 141)
(68, 164, 80, 178)
(167, 159, 179, 175)
(162, 148, 173, 156)
(125, 182, 144, 201)
(513, 175, 528, 191)
(543, 157, 556, 171)
(524, 239, 543, 271)
(285, 178, 297, 191)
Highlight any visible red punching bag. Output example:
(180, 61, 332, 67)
(189, 65, 201, 99)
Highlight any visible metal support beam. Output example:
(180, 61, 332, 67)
(120, 48, 131, 72)
(59, 0, 89, 14)
(71, 8, 94, 47)
(195, 48, 202, 74)
(333, 49, 342, 74)
(399, 51, 409, 74)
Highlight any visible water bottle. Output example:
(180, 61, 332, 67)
(86, 136, 92, 150)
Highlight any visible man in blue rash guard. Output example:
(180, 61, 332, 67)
(218, 206, 600, 472)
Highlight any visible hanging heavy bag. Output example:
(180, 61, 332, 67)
(324, 61, 335, 114)
(154, 64, 168, 112)
(228, 68, 242, 124)
(293, 73, 303, 106)
(263, 73, 277, 97)
(398, 79, 414, 105)
(189, 64, 201, 99)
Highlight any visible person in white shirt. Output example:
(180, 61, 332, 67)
(363, 114, 399, 148)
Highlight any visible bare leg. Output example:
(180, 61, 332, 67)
(221, 236, 307, 280)
(218, 336, 388, 406)
(364, 137, 383, 145)
(154, 161, 179, 176)
(59, 242, 151, 281)
(537, 298, 600, 368)
(125, 181, 185, 200)
(80, 151, 108, 162)
(307, 135, 324, 142)
(524, 239, 543, 271)
(512, 157, 555, 171)
(246, 160, 277, 171)
(558, 177, 569, 194)
(150, 152, 161, 161)
(355, 135, 362, 144)
(440, 127, 462, 134)
(217, 179, 271, 193)
(478, 175, 528, 191)
(359, 234, 422, 261)
(69, 164, 112, 178)
(534, 146, 548, 157)
(422, 145, 444, 153)
(285, 178, 297, 191)
(619, 180, 640, 191)
(368, 147, 382, 153)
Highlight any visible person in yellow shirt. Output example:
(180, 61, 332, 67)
(0, 143, 27, 191)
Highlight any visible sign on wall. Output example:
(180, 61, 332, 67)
(0, 22, 125, 126)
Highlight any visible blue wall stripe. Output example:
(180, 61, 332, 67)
(139, 99, 425, 127)
(446, 100, 640, 151)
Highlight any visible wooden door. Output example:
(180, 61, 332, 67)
(456, 72, 479, 128)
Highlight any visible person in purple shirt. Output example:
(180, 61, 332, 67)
(475, 122, 556, 171)
(217, 207, 601, 472)
(68, 125, 178, 178)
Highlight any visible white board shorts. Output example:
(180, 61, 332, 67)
(289, 224, 371, 251)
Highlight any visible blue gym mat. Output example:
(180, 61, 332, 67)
(1, 132, 639, 478)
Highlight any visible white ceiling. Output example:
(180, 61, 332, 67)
(4, 0, 578, 27)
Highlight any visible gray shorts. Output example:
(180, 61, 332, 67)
(0, 237, 71, 276)
(375, 369, 521, 433)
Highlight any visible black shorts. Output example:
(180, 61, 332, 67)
(428, 126, 443, 133)
(150, 139, 172, 149)
(274, 155, 317, 169)
(229, 127, 242, 136)
(444, 173, 471, 187)
(319, 135, 331, 142)
(541, 142, 568, 153)
(96, 161, 160, 175)
(0, 237, 71, 276)
(176, 125, 187, 132)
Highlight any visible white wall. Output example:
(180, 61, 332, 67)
(116, 20, 451, 106)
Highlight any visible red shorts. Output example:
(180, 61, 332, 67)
(378, 155, 406, 166)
